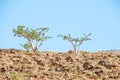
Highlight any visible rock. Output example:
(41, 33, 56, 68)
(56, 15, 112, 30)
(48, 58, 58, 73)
(83, 62, 93, 70)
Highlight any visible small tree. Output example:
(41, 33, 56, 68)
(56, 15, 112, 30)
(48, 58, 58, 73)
(12, 25, 51, 52)
(58, 33, 92, 55)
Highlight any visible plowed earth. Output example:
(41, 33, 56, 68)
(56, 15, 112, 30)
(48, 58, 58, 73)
(0, 49, 120, 80)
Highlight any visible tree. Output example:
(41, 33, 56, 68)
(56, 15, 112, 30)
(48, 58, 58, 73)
(12, 25, 51, 52)
(58, 33, 92, 55)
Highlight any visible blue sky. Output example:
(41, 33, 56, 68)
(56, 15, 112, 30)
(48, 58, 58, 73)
(0, 0, 120, 52)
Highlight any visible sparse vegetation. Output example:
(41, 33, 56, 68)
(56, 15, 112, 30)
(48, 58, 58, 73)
(12, 25, 51, 52)
(0, 26, 119, 80)
(58, 33, 92, 55)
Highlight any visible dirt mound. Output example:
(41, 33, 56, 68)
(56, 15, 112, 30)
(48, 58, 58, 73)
(0, 49, 120, 80)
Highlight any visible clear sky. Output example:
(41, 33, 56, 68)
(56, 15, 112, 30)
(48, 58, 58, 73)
(0, 0, 120, 52)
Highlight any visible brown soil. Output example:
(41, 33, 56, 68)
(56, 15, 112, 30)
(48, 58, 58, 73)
(0, 49, 120, 80)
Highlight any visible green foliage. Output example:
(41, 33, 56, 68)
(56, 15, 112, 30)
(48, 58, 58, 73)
(12, 25, 51, 52)
(58, 33, 92, 54)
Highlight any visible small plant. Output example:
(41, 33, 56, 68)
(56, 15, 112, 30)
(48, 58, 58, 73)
(58, 33, 92, 55)
(12, 25, 51, 52)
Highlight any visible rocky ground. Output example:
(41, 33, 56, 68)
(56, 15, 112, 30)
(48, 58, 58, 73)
(0, 49, 120, 80)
